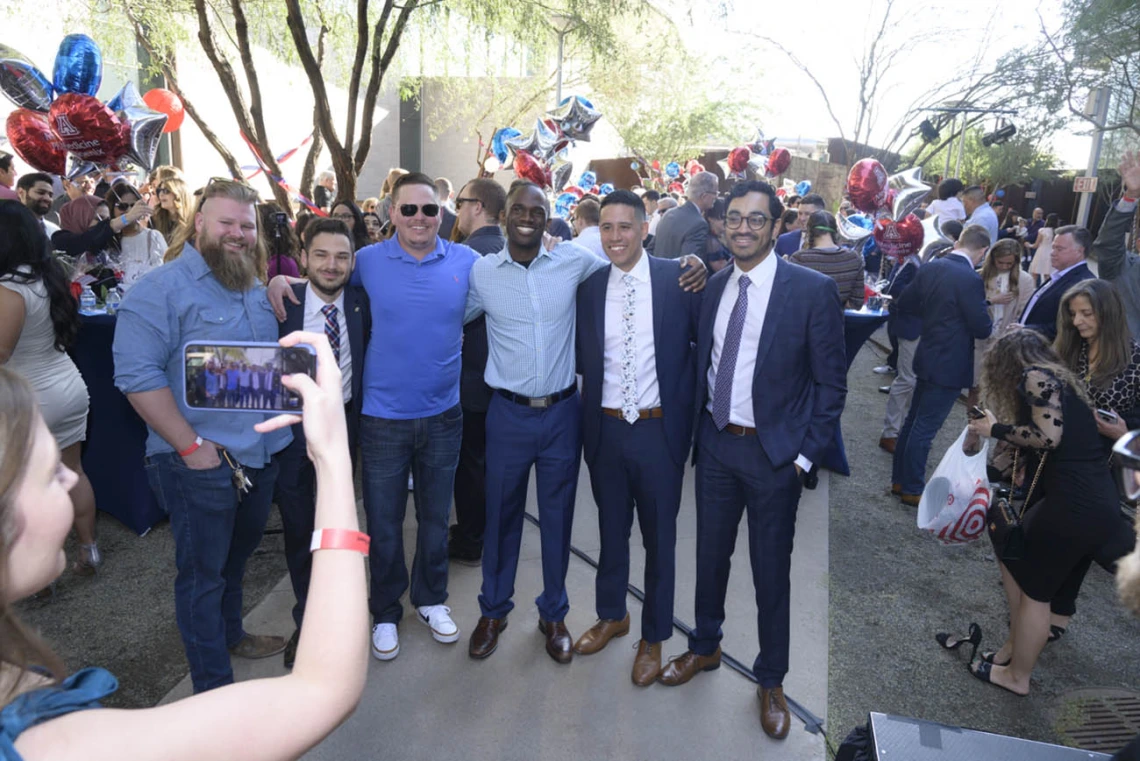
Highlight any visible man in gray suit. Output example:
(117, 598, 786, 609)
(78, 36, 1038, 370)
(1093, 150, 1140, 338)
(652, 171, 718, 260)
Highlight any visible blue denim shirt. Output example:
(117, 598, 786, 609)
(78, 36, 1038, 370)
(113, 244, 292, 467)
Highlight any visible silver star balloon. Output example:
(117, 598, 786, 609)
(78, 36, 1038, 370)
(550, 95, 601, 142)
(105, 81, 143, 113)
(551, 157, 574, 191)
(118, 101, 167, 170)
(65, 155, 97, 180)
(919, 212, 948, 260)
(837, 211, 875, 246)
(502, 129, 540, 162)
(889, 167, 932, 221)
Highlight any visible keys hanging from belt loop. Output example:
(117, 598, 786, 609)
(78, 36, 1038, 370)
(221, 449, 252, 495)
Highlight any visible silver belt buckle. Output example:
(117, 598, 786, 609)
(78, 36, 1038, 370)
(529, 396, 550, 409)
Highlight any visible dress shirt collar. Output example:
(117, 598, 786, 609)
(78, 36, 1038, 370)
(607, 250, 650, 286)
(180, 243, 215, 282)
(946, 250, 977, 268)
(304, 281, 345, 322)
(492, 243, 553, 267)
(1050, 259, 1085, 282)
(728, 249, 778, 290)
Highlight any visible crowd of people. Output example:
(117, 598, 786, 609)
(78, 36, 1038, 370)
(0, 141, 1139, 760)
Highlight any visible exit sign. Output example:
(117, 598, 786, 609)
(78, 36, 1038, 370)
(1074, 176, 1099, 193)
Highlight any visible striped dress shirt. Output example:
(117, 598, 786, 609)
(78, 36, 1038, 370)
(466, 241, 606, 397)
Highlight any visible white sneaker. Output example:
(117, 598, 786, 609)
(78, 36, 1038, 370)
(417, 605, 460, 643)
(872, 365, 896, 375)
(371, 623, 399, 660)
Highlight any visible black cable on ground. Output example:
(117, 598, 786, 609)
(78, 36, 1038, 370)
(522, 510, 828, 738)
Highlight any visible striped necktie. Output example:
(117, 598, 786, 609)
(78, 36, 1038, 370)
(321, 303, 340, 362)
(711, 275, 751, 430)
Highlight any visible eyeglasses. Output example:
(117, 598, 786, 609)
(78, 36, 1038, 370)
(332, 212, 355, 221)
(725, 212, 772, 230)
(399, 203, 440, 218)
(157, 186, 171, 195)
(455, 197, 480, 210)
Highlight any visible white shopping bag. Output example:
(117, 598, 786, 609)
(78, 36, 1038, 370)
(916, 427, 991, 545)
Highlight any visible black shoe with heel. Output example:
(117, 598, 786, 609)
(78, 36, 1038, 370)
(935, 622, 982, 662)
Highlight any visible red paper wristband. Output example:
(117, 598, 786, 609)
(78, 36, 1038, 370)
(310, 529, 370, 555)
(1123, 196, 1137, 204)
(178, 436, 203, 457)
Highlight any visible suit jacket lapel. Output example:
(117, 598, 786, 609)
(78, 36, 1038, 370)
(649, 257, 667, 357)
(594, 265, 609, 358)
(346, 287, 364, 365)
(753, 256, 792, 373)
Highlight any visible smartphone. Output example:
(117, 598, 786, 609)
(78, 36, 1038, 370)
(183, 341, 316, 413)
(968, 405, 987, 420)
(1096, 409, 1119, 424)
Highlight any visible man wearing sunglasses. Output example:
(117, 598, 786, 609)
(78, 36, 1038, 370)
(656, 181, 846, 741)
(464, 181, 708, 665)
(269, 172, 479, 663)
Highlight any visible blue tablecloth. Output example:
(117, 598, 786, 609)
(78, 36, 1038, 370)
(818, 309, 890, 477)
(71, 314, 165, 535)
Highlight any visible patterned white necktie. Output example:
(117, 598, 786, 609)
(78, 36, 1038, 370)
(621, 273, 639, 424)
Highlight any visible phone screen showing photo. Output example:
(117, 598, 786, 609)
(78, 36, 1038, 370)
(183, 342, 316, 413)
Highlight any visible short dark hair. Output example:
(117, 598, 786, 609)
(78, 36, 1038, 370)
(0, 154, 12, 173)
(1055, 225, 1092, 257)
(643, 190, 661, 202)
(706, 197, 727, 221)
(937, 178, 964, 200)
(800, 193, 825, 210)
(303, 217, 354, 249)
(599, 189, 645, 222)
(461, 178, 507, 219)
(940, 219, 964, 241)
(392, 171, 437, 202)
(958, 224, 991, 252)
(16, 172, 52, 192)
(575, 198, 601, 226)
(726, 180, 785, 221)
(962, 185, 986, 201)
(507, 180, 547, 208)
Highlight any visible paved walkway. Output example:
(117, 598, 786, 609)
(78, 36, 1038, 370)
(164, 464, 832, 760)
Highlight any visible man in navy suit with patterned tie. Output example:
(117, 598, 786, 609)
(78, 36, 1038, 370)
(572, 191, 701, 685)
(658, 181, 847, 740)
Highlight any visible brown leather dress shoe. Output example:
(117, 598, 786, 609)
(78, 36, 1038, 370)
(538, 619, 573, 664)
(228, 633, 287, 659)
(900, 493, 921, 507)
(657, 647, 721, 686)
(759, 685, 791, 739)
(891, 483, 902, 495)
(631, 640, 662, 686)
(879, 437, 896, 453)
(468, 616, 507, 659)
(573, 613, 630, 655)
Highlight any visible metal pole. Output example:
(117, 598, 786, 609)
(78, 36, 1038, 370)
(555, 31, 565, 105)
(955, 116, 967, 178)
(1076, 87, 1111, 228)
(943, 114, 954, 178)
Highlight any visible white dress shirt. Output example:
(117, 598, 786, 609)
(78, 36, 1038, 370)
(706, 253, 812, 472)
(1019, 259, 1085, 325)
(601, 252, 660, 410)
(574, 225, 608, 261)
(303, 282, 352, 403)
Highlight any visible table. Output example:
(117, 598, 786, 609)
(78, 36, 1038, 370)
(71, 314, 165, 535)
(817, 308, 890, 476)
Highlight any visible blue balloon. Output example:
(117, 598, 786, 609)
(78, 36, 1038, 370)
(599, 183, 614, 196)
(578, 171, 597, 190)
(555, 191, 577, 218)
(53, 34, 102, 97)
(559, 95, 594, 109)
(665, 162, 681, 178)
(795, 180, 812, 197)
(491, 127, 521, 164)
(995, 189, 1006, 198)
(848, 214, 874, 231)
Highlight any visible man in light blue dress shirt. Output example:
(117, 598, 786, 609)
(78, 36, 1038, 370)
(465, 181, 707, 664)
(113, 180, 292, 693)
(962, 186, 1000, 245)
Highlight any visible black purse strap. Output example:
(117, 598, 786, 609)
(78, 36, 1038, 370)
(1012, 447, 1048, 519)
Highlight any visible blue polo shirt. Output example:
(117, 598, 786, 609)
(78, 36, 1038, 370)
(352, 235, 479, 419)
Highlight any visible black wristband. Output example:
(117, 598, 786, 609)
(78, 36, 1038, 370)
(991, 423, 1013, 441)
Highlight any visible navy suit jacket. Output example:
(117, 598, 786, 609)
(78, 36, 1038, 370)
(1019, 262, 1095, 341)
(459, 225, 505, 412)
(896, 253, 992, 390)
(577, 255, 701, 467)
(774, 230, 803, 258)
(694, 256, 847, 468)
(279, 282, 370, 447)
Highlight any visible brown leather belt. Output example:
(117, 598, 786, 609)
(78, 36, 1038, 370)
(602, 407, 664, 421)
(723, 423, 756, 437)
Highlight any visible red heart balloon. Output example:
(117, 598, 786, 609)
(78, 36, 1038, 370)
(5, 108, 67, 175)
(765, 148, 791, 177)
(513, 150, 551, 188)
(49, 93, 130, 165)
(727, 146, 751, 174)
(873, 213, 924, 261)
(847, 158, 889, 213)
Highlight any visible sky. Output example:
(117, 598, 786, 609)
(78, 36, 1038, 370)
(678, 0, 1090, 169)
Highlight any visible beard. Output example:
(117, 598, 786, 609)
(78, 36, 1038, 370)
(198, 229, 257, 292)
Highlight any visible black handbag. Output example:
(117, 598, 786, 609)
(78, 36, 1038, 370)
(986, 447, 1046, 562)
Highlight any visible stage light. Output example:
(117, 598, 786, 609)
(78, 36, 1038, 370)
(982, 122, 1017, 147)
(919, 119, 940, 143)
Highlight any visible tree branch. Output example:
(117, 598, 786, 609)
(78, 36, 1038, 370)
(343, 0, 371, 154)
(229, 0, 271, 148)
(354, 0, 420, 172)
(300, 19, 328, 202)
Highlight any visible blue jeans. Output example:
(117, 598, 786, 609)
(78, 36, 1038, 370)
(892, 379, 962, 495)
(360, 405, 463, 624)
(146, 452, 279, 693)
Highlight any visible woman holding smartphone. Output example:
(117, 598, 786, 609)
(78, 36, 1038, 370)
(0, 331, 370, 761)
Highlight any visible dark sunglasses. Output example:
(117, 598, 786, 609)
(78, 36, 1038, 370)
(399, 203, 440, 218)
(454, 196, 480, 209)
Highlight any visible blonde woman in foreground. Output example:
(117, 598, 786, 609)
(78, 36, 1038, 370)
(0, 331, 368, 761)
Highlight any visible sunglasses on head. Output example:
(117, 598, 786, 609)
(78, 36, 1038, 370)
(399, 203, 440, 218)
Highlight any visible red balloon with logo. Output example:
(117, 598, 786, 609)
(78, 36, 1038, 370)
(873, 213, 924, 261)
(847, 158, 889, 213)
(142, 87, 185, 132)
(49, 93, 130, 165)
(513, 150, 551, 188)
(765, 148, 791, 177)
(6, 109, 67, 175)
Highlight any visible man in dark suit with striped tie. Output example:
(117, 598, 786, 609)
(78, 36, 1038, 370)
(273, 218, 370, 667)
(658, 181, 847, 740)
